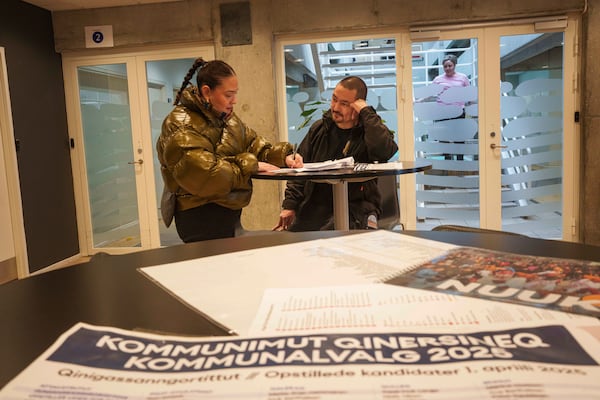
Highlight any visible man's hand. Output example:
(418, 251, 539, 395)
(351, 98, 368, 112)
(350, 99, 368, 124)
(273, 209, 296, 231)
(285, 153, 304, 168)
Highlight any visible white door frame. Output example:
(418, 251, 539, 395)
(0, 47, 28, 278)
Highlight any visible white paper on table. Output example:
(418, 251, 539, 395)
(249, 283, 600, 335)
(139, 230, 457, 336)
(271, 156, 355, 173)
(353, 161, 404, 171)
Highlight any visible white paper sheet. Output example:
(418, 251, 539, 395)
(139, 231, 457, 335)
(249, 284, 599, 335)
(271, 156, 355, 173)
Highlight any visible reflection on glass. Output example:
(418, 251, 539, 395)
(499, 33, 563, 238)
(412, 39, 480, 229)
(145, 58, 195, 246)
(284, 38, 398, 155)
(78, 64, 140, 247)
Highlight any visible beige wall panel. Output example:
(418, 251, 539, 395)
(216, 0, 283, 229)
(582, 1, 600, 245)
(52, 0, 213, 52)
(583, 117, 600, 244)
(270, 0, 380, 33)
(269, 0, 584, 33)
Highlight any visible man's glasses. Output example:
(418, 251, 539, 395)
(331, 95, 352, 108)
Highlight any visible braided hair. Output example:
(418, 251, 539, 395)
(174, 57, 236, 105)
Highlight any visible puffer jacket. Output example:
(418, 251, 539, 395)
(157, 87, 293, 212)
(282, 107, 398, 228)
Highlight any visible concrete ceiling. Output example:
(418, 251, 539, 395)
(22, 0, 183, 11)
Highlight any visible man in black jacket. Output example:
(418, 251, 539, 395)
(274, 76, 398, 231)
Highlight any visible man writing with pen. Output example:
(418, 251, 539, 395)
(274, 76, 398, 232)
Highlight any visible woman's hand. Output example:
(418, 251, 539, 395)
(258, 161, 280, 172)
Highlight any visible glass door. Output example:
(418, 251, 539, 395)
(410, 18, 578, 240)
(77, 63, 141, 249)
(63, 47, 213, 254)
(411, 35, 480, 229)
(498, 32, 565, 237)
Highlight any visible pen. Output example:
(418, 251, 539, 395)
(292, 143, 298, 160)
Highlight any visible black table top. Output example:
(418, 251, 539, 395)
(252, 160, 431, 181)
(1, 229, 600, 387)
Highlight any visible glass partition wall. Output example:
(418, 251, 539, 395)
(278, 18, 578, 240)
(498, 33, 564, 237)
(284, 38, 399, 153)
(411, 32, 565, 237)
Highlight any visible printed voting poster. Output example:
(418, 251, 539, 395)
(2, 320, 600, 399)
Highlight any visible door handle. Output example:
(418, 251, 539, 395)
(490, 143, 507, 149)
(128, 159, 144, 165)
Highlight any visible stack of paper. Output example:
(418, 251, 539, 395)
(302, 156, 355, 170)
(272, 156, 355, 173)
(354, 161, 403, 171)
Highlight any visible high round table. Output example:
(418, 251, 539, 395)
(252, 160, 432, 230)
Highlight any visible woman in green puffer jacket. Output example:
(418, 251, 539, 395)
(157, 58, 303, 243)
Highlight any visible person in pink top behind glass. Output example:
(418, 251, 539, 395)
(416, 54, 470, 105)
(432, 54, 471, 160)
(433, 54, 470, 88)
